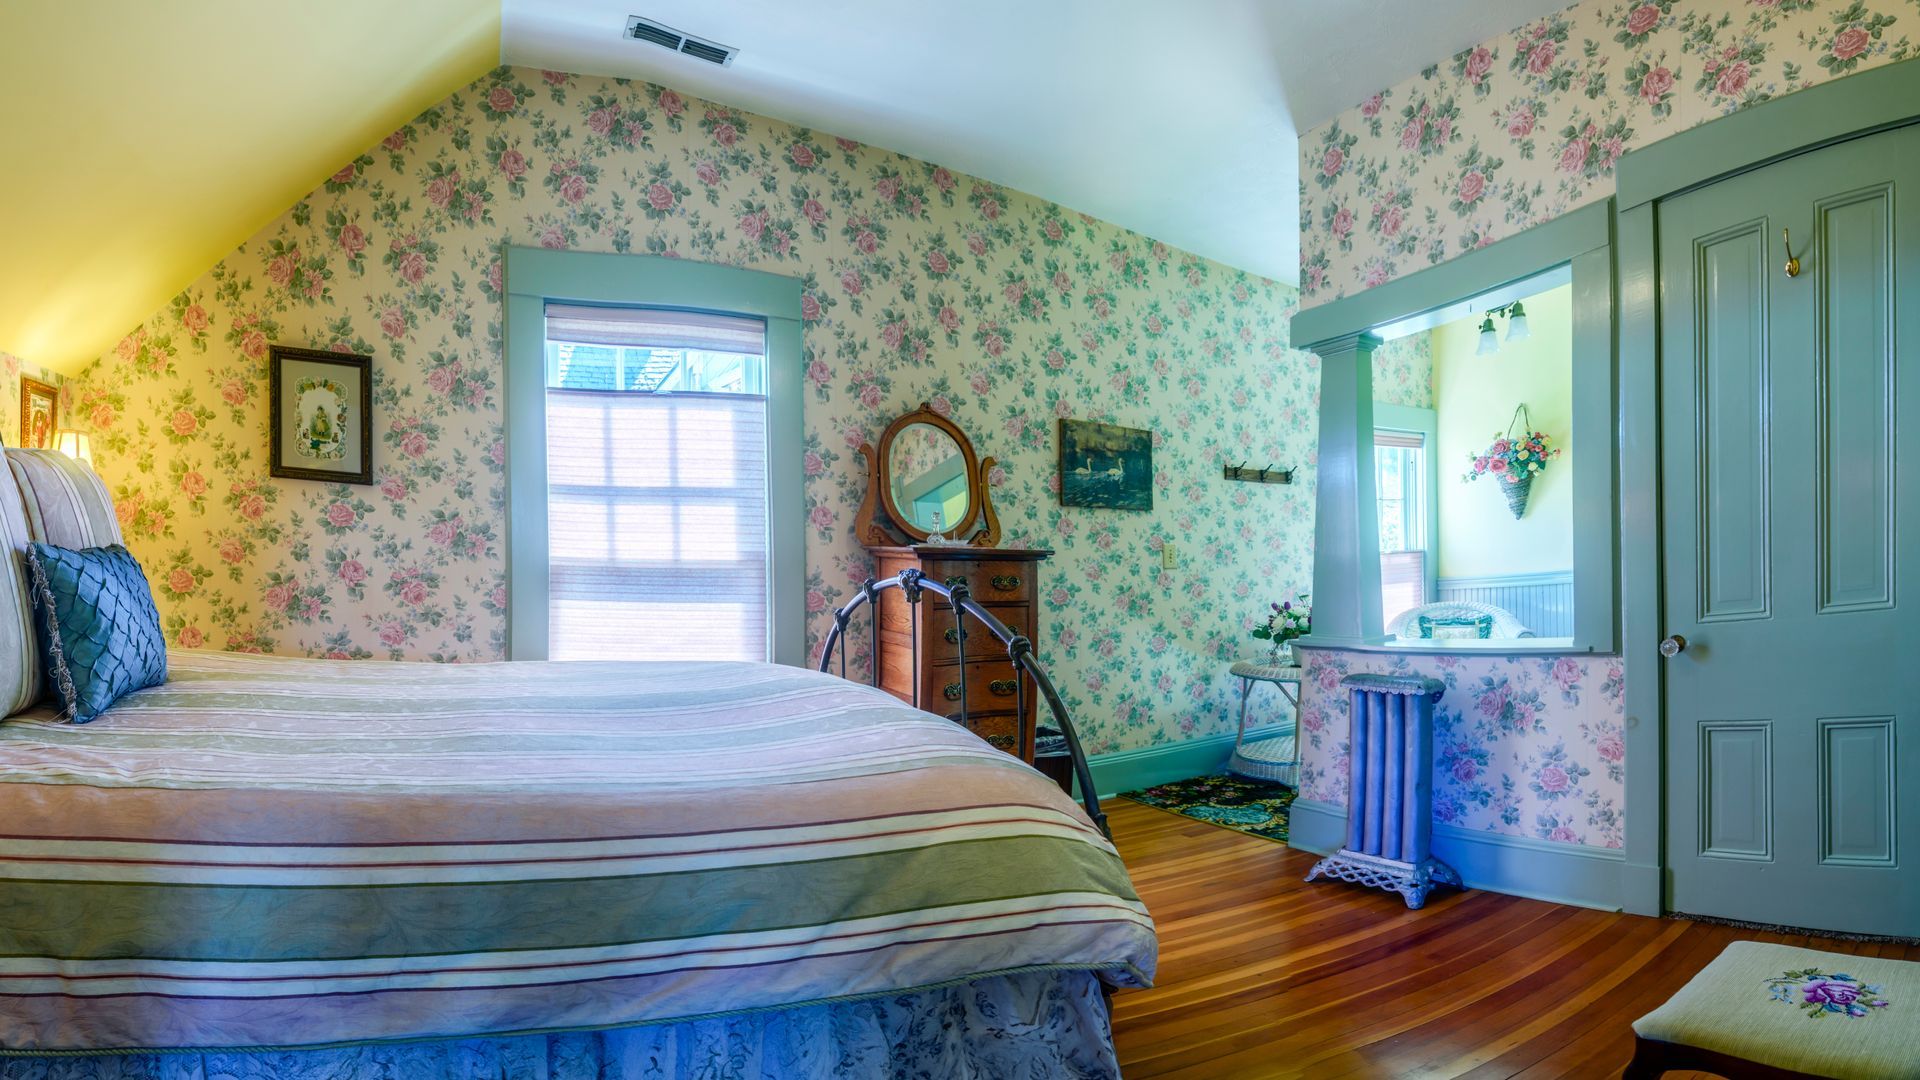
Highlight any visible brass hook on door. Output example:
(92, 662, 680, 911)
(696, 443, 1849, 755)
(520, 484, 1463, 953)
(1782, 227, 1800, 278)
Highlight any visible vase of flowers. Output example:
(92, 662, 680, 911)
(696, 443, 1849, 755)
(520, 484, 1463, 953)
(1464, 406, 1562, 519)
(1252, 595, 1310, 666)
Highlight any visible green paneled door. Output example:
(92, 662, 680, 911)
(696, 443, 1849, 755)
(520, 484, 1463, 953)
(1658, 124, 1920, 936)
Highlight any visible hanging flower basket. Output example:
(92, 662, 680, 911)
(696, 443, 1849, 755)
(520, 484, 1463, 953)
(1501, 471, 1534, 519)
(1464, 404, 1560, 521)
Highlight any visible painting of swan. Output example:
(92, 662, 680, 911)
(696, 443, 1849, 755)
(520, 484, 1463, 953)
(1058, 418, 1152, 511)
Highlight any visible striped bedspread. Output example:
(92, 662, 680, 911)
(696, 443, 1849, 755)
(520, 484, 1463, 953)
(0, 652, 1154, 1054)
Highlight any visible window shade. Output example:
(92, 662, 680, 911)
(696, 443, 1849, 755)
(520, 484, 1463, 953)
(1375, 429, 1426, 449)
(546, 389, 768, 661)
(1381, 549, 1427, 629)
(545, 305, 766, 353)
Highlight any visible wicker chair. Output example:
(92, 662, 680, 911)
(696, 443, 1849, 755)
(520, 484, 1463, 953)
(1386, 600, 1534, 640)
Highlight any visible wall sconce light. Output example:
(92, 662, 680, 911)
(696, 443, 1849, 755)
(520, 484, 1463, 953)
(1474, 301, 1530, 356)
(1505, 300, 1530, 342)
(53, 430, 92, 464)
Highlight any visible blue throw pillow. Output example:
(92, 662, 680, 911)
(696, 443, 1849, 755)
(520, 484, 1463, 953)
(26, 543, 167, 723)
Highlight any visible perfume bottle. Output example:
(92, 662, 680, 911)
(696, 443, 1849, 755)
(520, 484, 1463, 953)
(927, 510, 948, 545)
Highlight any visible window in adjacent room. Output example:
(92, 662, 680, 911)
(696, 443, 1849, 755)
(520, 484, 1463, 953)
(540, 305, 771, 662)
(1376, 426, 1429, 629)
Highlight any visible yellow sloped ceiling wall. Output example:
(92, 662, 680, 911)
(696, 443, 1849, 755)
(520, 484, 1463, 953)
(0, 0, 500, 374)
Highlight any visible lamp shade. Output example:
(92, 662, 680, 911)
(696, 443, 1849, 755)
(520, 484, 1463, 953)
(53, 430, 91, 464)
(1475, 316, 1499, 356)
(1505, 301, 1531, 342)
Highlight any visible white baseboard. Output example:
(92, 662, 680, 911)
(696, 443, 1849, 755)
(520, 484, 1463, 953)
(1288, 797, 1623, 911)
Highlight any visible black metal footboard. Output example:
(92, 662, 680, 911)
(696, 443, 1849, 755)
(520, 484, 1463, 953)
(818, 569, 1108, 838)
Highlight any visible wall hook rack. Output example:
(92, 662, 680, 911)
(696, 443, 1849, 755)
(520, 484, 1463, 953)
(1224, 461, 1293, 485)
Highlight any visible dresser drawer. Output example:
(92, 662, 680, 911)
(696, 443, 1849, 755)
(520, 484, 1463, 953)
(876, 598, 1018, 647)
(923, 610, 1032, 666)
(925, 560, 1034, 604)
(924, 659, 1025, 713)
(955, 711, 1025, 755)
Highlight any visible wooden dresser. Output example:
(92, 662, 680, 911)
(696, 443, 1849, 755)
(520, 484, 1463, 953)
(869, 545, 1053, 762)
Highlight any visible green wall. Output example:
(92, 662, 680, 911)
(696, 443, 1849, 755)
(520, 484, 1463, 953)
(1432, 284, 1574, 579)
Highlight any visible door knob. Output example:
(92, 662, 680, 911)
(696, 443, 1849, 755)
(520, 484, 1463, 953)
(1659, 634, 1688, 658)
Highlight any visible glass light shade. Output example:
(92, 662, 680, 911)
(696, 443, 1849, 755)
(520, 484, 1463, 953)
(1475, 316, 1499, 356)
(53, 430, 91, 463)
(1505, 301, 1531, 342)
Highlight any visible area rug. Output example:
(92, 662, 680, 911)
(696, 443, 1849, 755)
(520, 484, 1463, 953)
(1118, 773, 1295, 842)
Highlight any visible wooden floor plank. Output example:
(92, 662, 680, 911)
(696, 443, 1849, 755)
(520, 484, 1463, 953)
(1104, 798, 1901, 1079)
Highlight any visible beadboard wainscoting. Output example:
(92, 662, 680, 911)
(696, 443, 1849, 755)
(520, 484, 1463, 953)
(1289, 796, 1624, 911)
(1436, 570, 1574, 638)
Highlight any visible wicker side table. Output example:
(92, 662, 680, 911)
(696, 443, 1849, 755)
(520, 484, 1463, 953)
(1226, 659, 1303, 785)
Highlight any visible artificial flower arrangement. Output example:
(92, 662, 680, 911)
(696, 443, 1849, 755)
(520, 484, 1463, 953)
(1252, 595, 1310, 662)
(1463, 416, 1562, 518)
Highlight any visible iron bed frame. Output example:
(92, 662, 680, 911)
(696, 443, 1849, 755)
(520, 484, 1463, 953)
(818, 569, 1108, 837)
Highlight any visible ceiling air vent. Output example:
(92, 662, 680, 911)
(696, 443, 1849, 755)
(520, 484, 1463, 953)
(624, 15, 738, 67)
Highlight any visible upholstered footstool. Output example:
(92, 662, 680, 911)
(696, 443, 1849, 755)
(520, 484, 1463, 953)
(1628, 941, 1918, 1079)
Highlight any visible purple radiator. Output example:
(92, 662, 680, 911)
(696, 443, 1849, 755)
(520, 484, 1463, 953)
(1306, 673, 1461, 908)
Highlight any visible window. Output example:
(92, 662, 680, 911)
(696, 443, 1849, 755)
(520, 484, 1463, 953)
(1375, 427, 1429, 628)
(503, 248, 804, 665)
(1291, 198, 1616, 652)
(542, 306, 769, 661)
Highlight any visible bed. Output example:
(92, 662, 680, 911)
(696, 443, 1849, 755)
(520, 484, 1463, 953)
(0, 451, 1155, 1075)
(0, 652, 1153, 1072)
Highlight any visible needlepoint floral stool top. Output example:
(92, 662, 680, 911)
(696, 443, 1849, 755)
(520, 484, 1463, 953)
(1630, 941, 1916, 1080)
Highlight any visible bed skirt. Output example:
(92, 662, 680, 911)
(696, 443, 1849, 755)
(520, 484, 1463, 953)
(0, 969, 1119, 1079)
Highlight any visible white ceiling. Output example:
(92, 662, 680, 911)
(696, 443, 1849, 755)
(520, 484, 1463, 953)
(504, 0, 1572, 287)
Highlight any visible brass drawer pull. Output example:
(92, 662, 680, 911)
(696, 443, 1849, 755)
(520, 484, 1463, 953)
(948, 679, 1016, 701)
(990, 574, 1022, 591)
(944, 626, 964, 645)
(984, 734, 1016, 751)
(945, 575, 968, 591)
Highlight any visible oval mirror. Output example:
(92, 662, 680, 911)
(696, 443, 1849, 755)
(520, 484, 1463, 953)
(885, 422, 973, 536)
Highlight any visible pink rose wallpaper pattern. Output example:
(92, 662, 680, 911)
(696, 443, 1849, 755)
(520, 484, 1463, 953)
(66, 65, 1432, 754)
(1299, 0, 1919, 306)
(1296, 647, 1626, 848)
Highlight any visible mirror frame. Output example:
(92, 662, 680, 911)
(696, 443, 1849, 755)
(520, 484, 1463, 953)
(856, 403, 1000, 547)
(878, 412, 977, 541)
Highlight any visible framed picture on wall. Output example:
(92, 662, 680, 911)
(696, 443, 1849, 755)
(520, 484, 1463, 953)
(1058, 418, 1153, 511)
(19, 377, 56, 450)
(269, 345, 372, 484)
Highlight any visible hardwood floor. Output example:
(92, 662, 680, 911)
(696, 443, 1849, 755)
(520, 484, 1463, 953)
(1104, 798, 1919, 1079)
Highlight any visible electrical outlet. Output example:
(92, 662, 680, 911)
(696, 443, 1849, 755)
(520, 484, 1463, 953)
(1161, 542, 1178, 570)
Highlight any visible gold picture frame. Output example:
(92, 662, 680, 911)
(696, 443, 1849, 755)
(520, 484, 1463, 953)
(19, 377, 57, 450)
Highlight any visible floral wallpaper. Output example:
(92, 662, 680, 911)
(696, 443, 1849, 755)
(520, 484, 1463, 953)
(1370, 332, 1433, 410)
(1296, 647, 1626, 848)
(1299, 0, 1920, 305)
(67, 65, 1435, 756)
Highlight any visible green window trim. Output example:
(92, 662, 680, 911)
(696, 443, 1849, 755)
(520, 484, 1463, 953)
(502, 247, 806, 665)
(1294, 199, 1618, 656)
